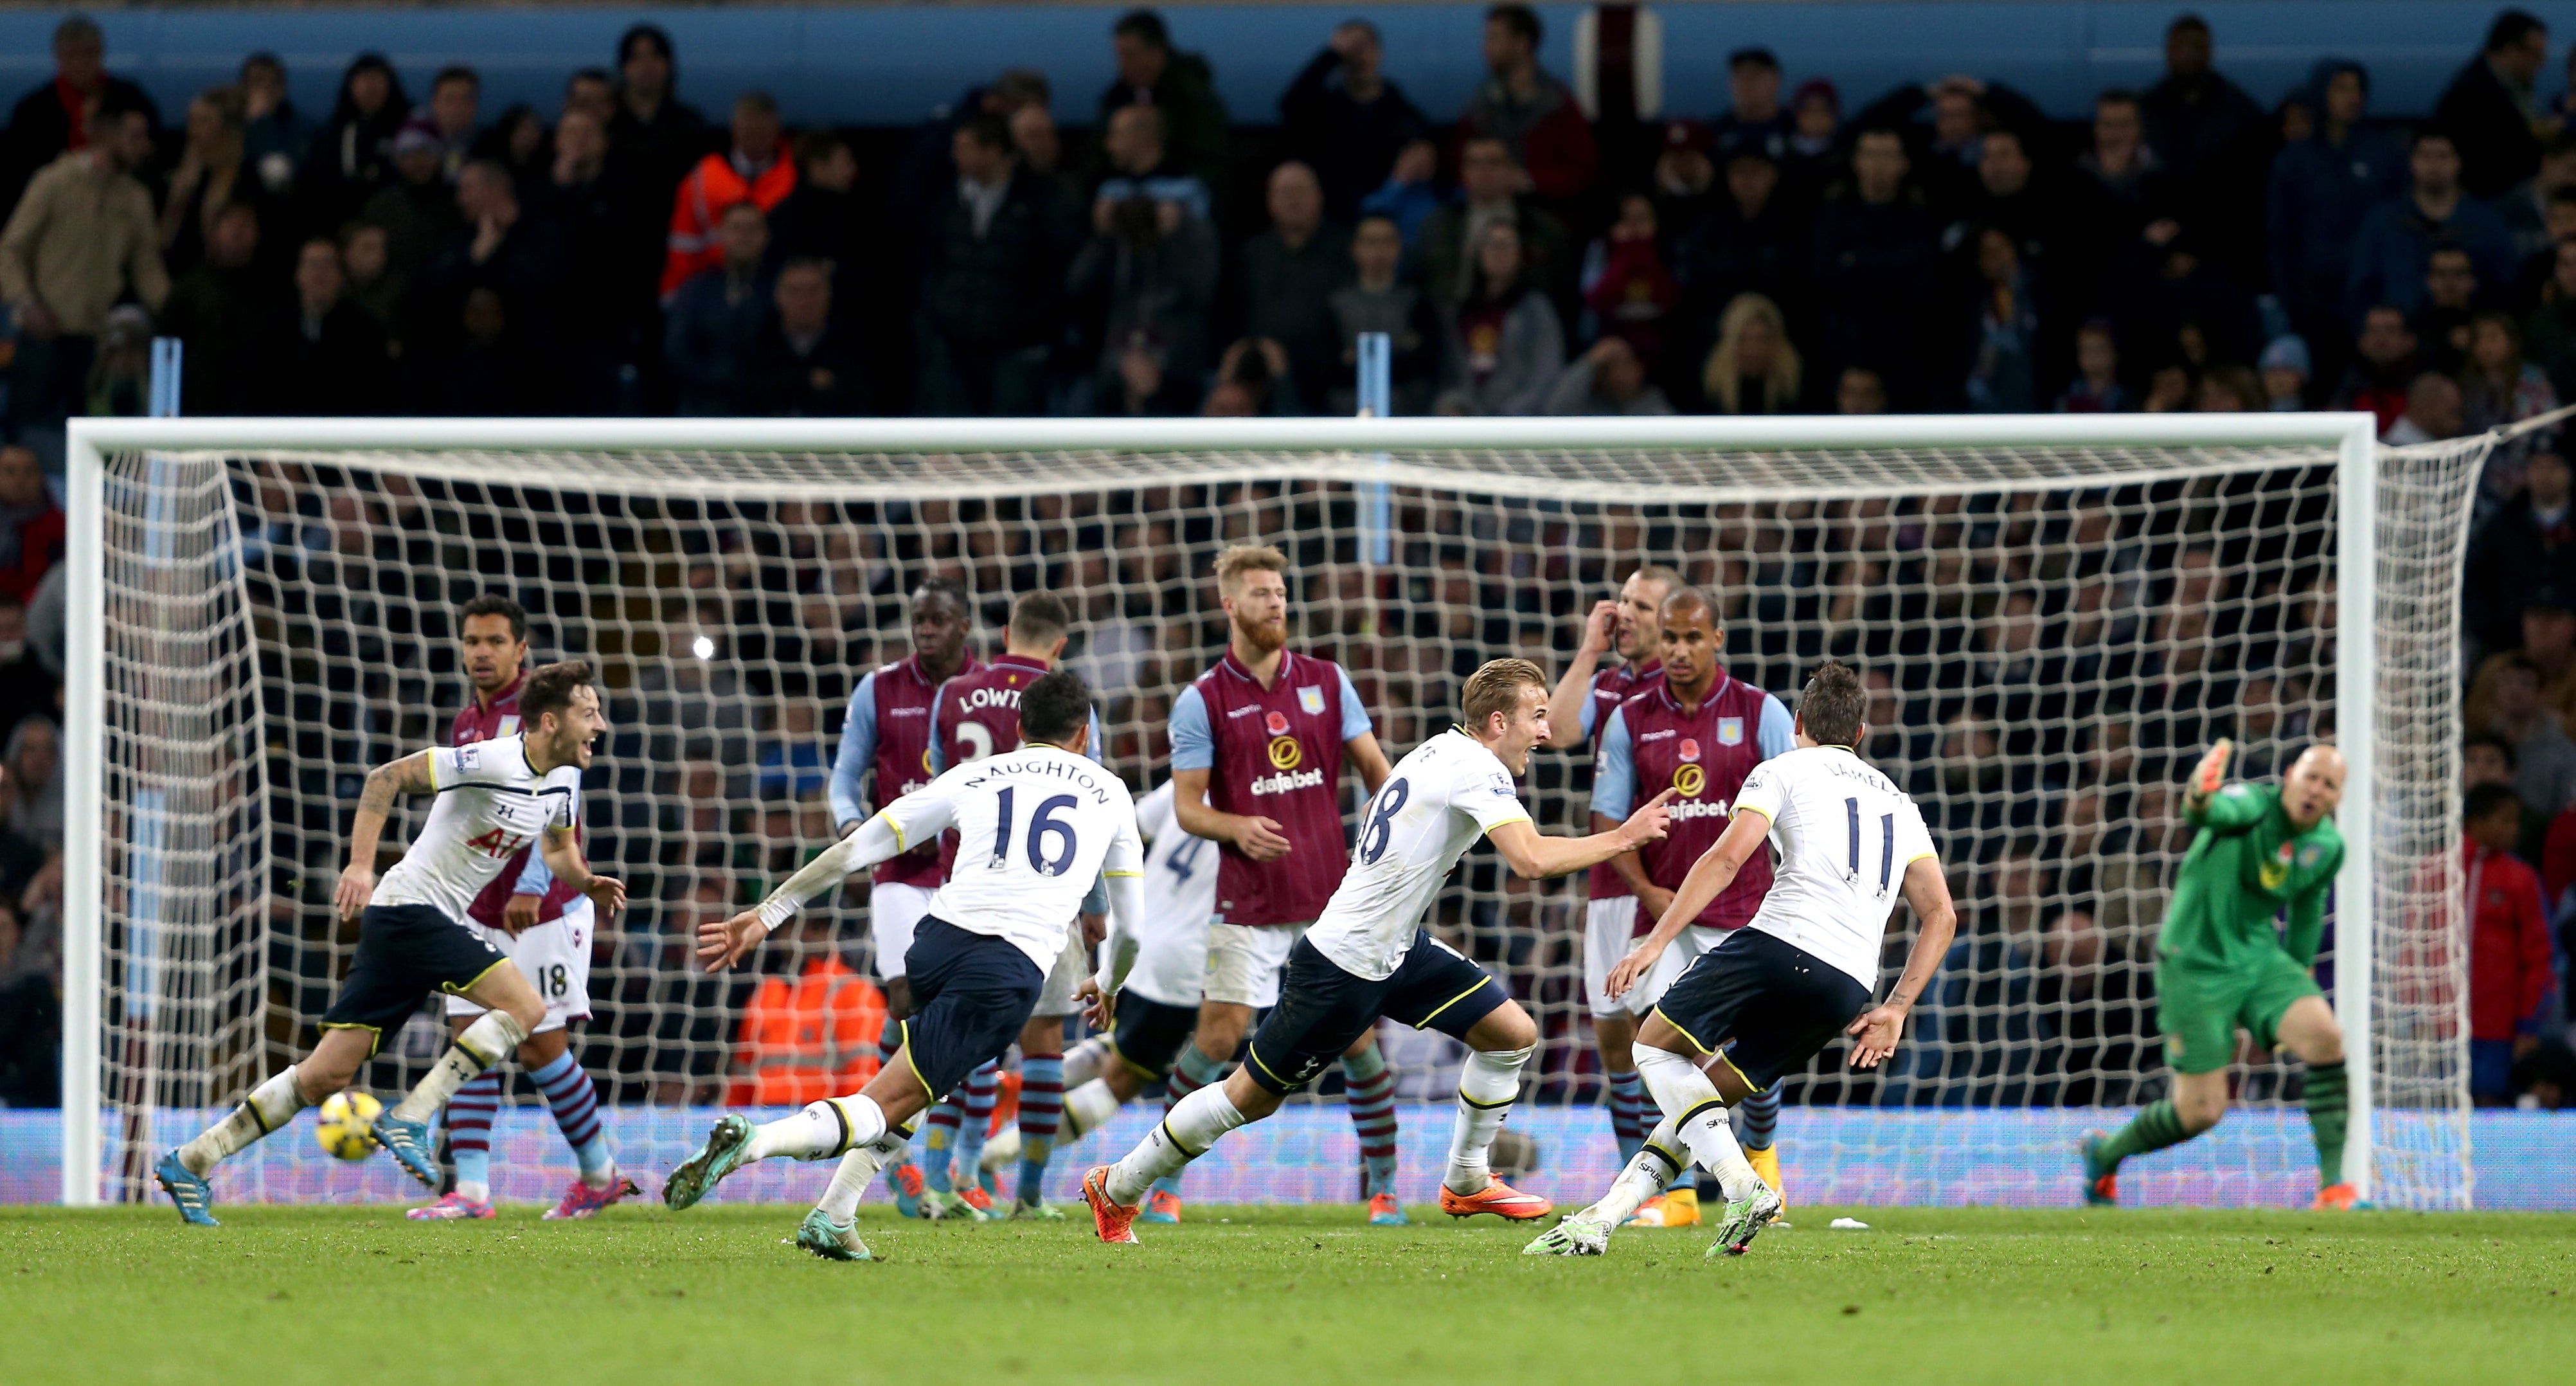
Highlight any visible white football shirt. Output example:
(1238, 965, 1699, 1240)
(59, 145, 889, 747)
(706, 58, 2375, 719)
(374, 735, 582, 925)
(1731, 744, 1937, 991)
(882, 744, 1144, 973)
(1302, 728, 1534, 980)
(1121, 780, 1220, 1007)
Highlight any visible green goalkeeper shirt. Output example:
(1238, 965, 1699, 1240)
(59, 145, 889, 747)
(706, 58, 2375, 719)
(2159, 782, 2345, 970)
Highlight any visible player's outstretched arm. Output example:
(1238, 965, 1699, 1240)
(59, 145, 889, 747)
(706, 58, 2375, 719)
(1486, 788, 1672, 882)
(537, 825, 625, 924)
(701, 811, 911, 970)
(1606, 804, 1767, 998)
(2181, 739, 2266, 834)
(334, 748, 437, 923)
(1847, 853, 1958, 1068)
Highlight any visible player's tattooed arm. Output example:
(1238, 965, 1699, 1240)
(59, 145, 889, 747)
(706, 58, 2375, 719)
(334, 750, 436, 923)
(539, 825, 625, 922)
(1847, 853, 1958, 1068)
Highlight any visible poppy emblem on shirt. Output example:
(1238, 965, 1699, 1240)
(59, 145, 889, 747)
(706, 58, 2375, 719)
(1674, 764, 1707, 798)
(1678, 737, 1701, 763)
(1268, 736, 1303, 770)
(1717, 717, 1744, 747)
(1298, 685, 1326, 716)
(1266, 710, 1291, 735)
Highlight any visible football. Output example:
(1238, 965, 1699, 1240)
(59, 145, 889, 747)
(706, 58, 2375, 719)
(314, 1091, 382, 1162)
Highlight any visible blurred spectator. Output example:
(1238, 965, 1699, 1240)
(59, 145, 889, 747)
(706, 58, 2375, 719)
(1458, 3, 1597, 204)
(608, 24, 710, 193)
(2460, 311, 2562, 494)
(2195, 364, 2261, 411)
(661, 91, 796, 300)
(1095, 104, 1212, 226)
(914, 114, 1068, 417)
(2415, 245, 2486, 373)
(1421, 135, 1573, 310)
(767, 131, 865, 283)
(2104, 220, 2262, 382)
(0, 94, 165, 436)
(156, 201, 266, 416)
(2076, 89, 2163, 213)
(2466, 586, 2576, 732)
(1359, 136, 1444, 251)
(362, 120, 466, 286)
(2466, 450, 2576, 656)
(431, 285, 537, 415)
(1546, 335, 1672, 415)
(300, 54, 407, 231)
(749, 258, 865, 417)
(2435, 10, 2555, 201)
(1579, 192, 1678, 370)
(1009, 104, 1084, 211)
(2463, 781, 2554, 1104)
(1282, 20, 1429, 224)
(1954, 128, 2086, 322)
(2267, 60, 2406, 347)
(1, 16, 157, 213)
(1836, 366, 1888, 414)
(893, 69, 1050, 228)
(160, 86, 269, 281)
(1327, 213, 1440, 415)
(2330, 304, 2420, 431)
(1786, 78, 1843, 190)
(2505, 138, 2576, 276)
(1071, 186, 1219, 415)
(424, 66, 482, 179)
(238, 52, 305, 200)
(0, 595, 55, 754)
(2467, 731, 2518, 789)
(2482, 654, 2576, 813)
(5, 717, 58, 852)
(563, 68, 616, 127)
(1202, 336, 1297, 417)
(2528, 238, 2576, 397)
(2139, 14, 2261, 186)
(2259, 335, 2312, 408)
(2055, 318, 2129, 412)
(2382, 370, 2464, 444)
(1674, 135, 1805, 377)
(252, 237, 397, 415)
(1651, 119, 1718, 232)
(1437, 221, 1563, 415)
(476, 104, 550, 192)
(541, 106, 631, 412)
(426, 158, 569, 381)
(1237, 161, 1348, 411)
(1809, 127, 1935, 404)
(337, 222, 408, 353)
(1101, 9, 1230, 180)
(1960, 224, 2041, 411)
(1701, 291, 1802, 415)
(1711, 48, 1793, 158)
(0, 900, 57, 1108)
(84, 305, 152, 419)
(2347, 130, 2516, 328)
(0, 447, 61, 606)
(1850, 74, 2043, 219)
(665, 201, 776, 416)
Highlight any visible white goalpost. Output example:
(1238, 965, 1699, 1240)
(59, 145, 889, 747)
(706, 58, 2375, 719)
(58, 411, 2478, 1210)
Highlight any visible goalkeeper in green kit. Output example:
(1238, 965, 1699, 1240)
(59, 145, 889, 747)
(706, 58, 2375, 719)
(2081, 739, 2364, 1210)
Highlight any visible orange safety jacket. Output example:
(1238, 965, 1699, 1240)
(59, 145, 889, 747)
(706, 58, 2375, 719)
(659, 143, 798, 300)
(727, 957, 884, 1106)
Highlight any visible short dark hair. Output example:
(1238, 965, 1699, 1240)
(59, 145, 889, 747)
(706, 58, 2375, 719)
(1728, 46, 1780, 72)
(2488, 9, 2548, 53)
(2413, 127, 2457, 154)
(777, 255, 834, 284)
(913, 576, 970, 615)
(1018, 668, 1093, 746)
(54, 15, 101, 48)
(2167, 12, 2211, 37)
(521, 660, 596, 728)
(1113, 8, 1170, 48)
(568, 66, 614, 93)
(1488, 3, 1542, 47)
(735, 89, 779, 118)
(618, 22, 676, 69)
(791, 128, 848, 172)
(1800, 660, 1869, 748)
(2097, 87, 2142, 112)
(2465, 730, 2519, 770)
(433, 64, 479, 93)
(460, 593, 526, 642)
(958, 112, 1012, 154)
(1009, 591, 1071, 645)
(2466, 780, 2524, 824)
(1659, 586, 1717, 628)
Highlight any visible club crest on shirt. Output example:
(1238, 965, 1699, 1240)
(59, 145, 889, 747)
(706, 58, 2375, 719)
(2298, 843, 2325, 869)
(1268, 735, 1304, 771)
(1678, 737, 1701, 763)
(1717, 717, 1743, 747)
(1265, 710, 1291, 735)
(1298, 685, 1326, 716)
(499, 715, 521, 737)
(1673, 763, 1707, 798)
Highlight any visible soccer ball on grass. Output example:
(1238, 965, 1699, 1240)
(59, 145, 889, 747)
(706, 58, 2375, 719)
(316, 1090, 383, 1161)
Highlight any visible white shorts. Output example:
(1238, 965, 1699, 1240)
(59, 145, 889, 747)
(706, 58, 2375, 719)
(1123, 918, 1210, 1012)
(1202, 921, 1304, 1010)
(1582, 897, 1717, 1020)
(1033, 932, 1091, 1018)
(445, 897, 595, 1034)
(871, 881, 936, 982)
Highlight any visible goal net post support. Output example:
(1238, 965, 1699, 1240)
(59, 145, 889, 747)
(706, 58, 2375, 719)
(60, 413, 2473, 1209)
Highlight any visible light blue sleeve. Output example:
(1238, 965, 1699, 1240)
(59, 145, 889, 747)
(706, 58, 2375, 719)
(1577, 683, 1601, 742)
(828, 672, 879, 828)
(512, 851, 553, 896)
(1336, 666, 1373, 742)
(1168, 685, 1215, 771)
(1087, 708, 1107, 762)
(926, 682, 949, 774)
(1591, 706, 1636, 820)
(1757, 694, 1797, 759)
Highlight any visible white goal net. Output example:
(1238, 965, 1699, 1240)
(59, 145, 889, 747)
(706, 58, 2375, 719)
(62, 416, 2482, 1210)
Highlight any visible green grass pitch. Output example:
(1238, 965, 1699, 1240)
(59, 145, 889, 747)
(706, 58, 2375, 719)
(5, 1203, 2573, 1384)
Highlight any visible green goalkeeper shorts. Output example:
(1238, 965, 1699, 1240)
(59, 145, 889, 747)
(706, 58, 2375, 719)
(2154, 950, 2323, 1075)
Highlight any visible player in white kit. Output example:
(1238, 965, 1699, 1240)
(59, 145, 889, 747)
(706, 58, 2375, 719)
(665, 670, 1147, 1261)
(1055, 780, 1219, 1140)
(154, 663, 626, 1224)
(1080, 659, 1676, 1242)
(1526, 661, 1957, 1259)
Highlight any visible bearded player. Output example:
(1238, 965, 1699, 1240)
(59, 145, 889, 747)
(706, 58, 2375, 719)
(1162, 544, 1398, 1223)
(828, 577, 978, 1213)
(1591, 588, 1796, 1221)
(1544, 564, 1679, 1210)
(1082, 658, 1674, 1242)
(411, 595, 638, 1221)
(2081, 741, 2360, 1209)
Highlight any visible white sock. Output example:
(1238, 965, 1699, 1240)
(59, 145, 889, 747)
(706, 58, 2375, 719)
(395, 1011, 529, 1122)
(818, 1131, 908, 1221)
(1064, 1077, 1120, 1139)
(1104, 1083, 1246, 1205)
(746, 1094, 888, 1163)
(1062, 1038, 1113, 1089)
(1593, 1117, 1686, 1225)
(1635, 1041, 1758, 1201)
(179, 1066, 309, 1176)
(1442, 1044, 1531, 1196)
(456, 1178, 491, 1202)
